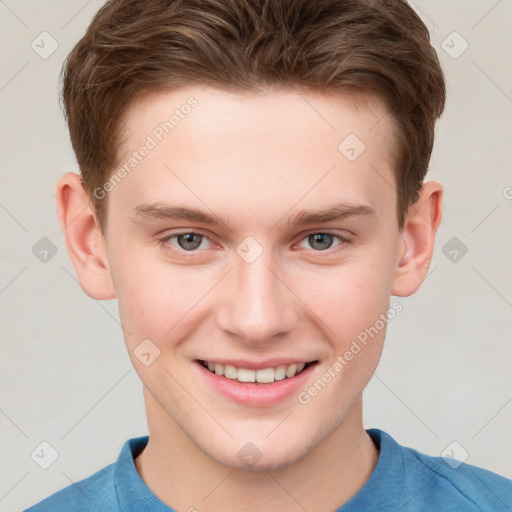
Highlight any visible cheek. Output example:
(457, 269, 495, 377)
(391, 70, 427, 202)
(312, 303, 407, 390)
(111, 251, 215, 343)
(300, 256, 393, 336)
(300, 265, 391, 407)
(109, 227, 396, 348)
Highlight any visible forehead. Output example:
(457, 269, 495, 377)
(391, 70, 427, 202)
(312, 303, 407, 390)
(121, 86, 395, 160)
(112, 86, 398, 229)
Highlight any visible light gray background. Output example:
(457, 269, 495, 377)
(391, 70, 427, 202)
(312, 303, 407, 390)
(1, 1, 511, 511)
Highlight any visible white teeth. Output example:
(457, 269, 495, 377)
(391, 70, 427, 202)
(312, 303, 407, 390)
(223, 364, 238, 379)
(285, 363, 298, 378)
(274, 365, 286, 381)
(203, 360, 312, 383)
(256, 368, 274, 383)
(237, 368, 256, 382)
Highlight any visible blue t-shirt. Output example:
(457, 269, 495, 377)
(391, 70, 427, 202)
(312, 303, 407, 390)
(24, 428, 512, 511)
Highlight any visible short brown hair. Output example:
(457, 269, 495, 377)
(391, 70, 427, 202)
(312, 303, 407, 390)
(61, 0, 446, 232)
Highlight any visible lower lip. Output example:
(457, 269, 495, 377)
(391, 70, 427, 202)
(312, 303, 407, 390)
(194, 361, 318, 407)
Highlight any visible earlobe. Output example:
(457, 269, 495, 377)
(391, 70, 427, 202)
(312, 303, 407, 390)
(391, 181, 443, 297)
(56, 172, 116, 300)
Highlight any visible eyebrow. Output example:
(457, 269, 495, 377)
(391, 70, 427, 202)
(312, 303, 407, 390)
(289, 202, 376, 226)
(132, 201, 376, 228)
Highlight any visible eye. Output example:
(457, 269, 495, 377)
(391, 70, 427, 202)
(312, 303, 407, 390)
(157, 230, 351, 256)
(296, 232, 351, 252)
(158, 232, 213, 252)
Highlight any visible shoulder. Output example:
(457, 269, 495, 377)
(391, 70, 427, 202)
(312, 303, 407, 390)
(23, 463, 118, 512)
(363, 429, 512, 512)
(397, 436, 512, 511)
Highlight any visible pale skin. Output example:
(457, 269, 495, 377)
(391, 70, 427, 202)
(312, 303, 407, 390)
(56, 86, 442, 512)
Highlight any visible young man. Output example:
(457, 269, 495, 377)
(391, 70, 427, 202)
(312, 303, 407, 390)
(25, 0, 512, 511)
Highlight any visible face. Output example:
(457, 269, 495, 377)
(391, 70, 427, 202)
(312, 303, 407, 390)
(102, 86, 403, 470)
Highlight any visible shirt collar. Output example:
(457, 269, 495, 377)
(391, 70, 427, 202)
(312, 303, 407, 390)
(338, 428, 405, 511)
(114, 435, 176, 511)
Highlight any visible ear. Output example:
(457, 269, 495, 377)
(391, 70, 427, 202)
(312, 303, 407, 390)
(56, 172, 116, 300)
(391, 181, 443, 297)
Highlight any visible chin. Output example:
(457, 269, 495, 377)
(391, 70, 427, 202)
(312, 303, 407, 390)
(200, 430, 324, 473)
(212, 448, 303, 473)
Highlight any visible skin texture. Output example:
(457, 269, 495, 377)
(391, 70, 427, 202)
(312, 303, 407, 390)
(57, 86, 442, 512)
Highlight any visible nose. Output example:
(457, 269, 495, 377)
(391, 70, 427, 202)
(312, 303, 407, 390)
(215, 250, 299, 346)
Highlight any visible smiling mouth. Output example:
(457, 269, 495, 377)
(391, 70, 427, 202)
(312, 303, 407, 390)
(197, 359, 318, 384)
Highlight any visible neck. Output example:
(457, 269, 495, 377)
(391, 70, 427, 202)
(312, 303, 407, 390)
(135, 389, 379, 512)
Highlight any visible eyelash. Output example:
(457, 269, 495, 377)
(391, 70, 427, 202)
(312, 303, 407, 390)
(157, 230, 352, 256)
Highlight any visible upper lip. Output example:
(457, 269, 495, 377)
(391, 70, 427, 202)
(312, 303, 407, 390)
(197, 358, 317, 370)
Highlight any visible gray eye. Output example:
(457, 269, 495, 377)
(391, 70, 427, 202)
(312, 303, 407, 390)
(308, 233, 334, 251)
(177, 233, 203, 250)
